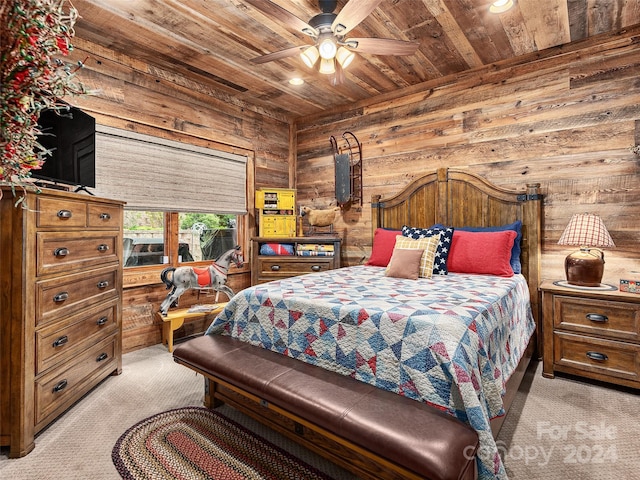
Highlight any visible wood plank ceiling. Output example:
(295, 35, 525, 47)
(72, 0, 640, 122)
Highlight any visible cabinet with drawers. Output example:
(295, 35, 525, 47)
(251, 236, 341, 285)
(540, 280, 640, 389)
(0, 188, 124, 457)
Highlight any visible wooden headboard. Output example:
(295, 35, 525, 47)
(371, 168, 543, 344)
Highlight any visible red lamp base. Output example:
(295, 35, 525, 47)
(564, 248, 605, 287)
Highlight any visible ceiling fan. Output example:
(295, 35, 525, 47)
(246, 0, 420, 84)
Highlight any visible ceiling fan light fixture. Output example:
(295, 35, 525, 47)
(319, 58, 336, 74)
(301, 46, 320, 68)
(489, 0, 514, 13)
(336, 46, 355, 69)
(318, 36, 337, 59)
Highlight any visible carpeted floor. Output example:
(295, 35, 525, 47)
(0, 343, 638, 479)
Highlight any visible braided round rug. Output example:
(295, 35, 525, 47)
(112, 406, 335, 480)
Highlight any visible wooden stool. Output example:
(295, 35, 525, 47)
(156, 303, 227, 352)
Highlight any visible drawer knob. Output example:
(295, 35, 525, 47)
(52, 335, 69, 348)
(586, 313, 608, 323)
(54, 247, 70, 257)
(96, 352, 109, 362)
(57, 209, 72, 219)
(311, 265, 321, 272)
(271, 265, 280, 271)
(586, 351, 608, 362)
(99, 212, 111, 220)
(52, 379, 68, 393)
(97, 244, 109, 252)
(97, 280, 109, 289)
(96, 316, 109, 326)
(53, 291, 69, 303)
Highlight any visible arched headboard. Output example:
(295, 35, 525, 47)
(371, 168, 543, 348)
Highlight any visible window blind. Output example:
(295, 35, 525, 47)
(93, 125, 247, 214)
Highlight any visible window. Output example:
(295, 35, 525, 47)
(123, 210, 165, 267)
(124, 211, 241, 268)
(178, 213, 237, 263)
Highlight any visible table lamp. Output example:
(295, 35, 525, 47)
(557, 213, 615, 287)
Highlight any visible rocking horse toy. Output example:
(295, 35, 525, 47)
(159, 245, 243, 316)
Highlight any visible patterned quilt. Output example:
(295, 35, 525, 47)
(206, 265, 535, 480)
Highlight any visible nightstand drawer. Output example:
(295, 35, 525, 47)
(554, 295, 640, 342)
(554, 331, 640, 383)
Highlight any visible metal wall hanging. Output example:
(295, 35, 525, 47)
(330, 131, 362, 208)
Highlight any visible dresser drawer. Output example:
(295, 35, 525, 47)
(553, 331, 640, 384)
(35, 335, 117, 427)
(37, 231, 120, 276)
(36, 196, 88, 228)
(35, 298, 119, 375)
(36, 266, 119, 327)
(258, 257, 334, 277)
(87, 203, 123, 229)
(554, 295, 640, 342)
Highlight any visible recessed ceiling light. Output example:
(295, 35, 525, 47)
(289, 78, 304, 86)
(489, 0, 514, 13)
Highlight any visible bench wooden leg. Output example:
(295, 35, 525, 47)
(161, 316, 185, 352)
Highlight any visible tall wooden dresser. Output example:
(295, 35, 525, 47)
(0, 187, 124, 457)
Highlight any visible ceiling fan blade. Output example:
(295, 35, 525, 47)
(245, 0, 317, 37)
(250, 45, 304, 64)
(347, 37, 420, 56)
(331, 0, 384, 36)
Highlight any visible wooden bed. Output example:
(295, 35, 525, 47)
(371, 167, 542, 434)
(174, 167, 543, 480)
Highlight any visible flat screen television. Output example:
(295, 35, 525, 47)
(33, 106, 96, 189)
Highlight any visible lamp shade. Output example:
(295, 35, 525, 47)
(336, 47, 355, 69)
(558, 213, 614, 287)
(557, 213, 615, 248)
(300, 46, 319, 68)
(318, 58, 335, 74)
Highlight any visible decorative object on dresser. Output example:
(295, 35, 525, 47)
(0, 188, 124, 457)
(541, 280, 640, 389)
(557, 213, 615, 287)
(158, 246, 243, 316)
(251, 236, 341, 285)
(299, 205, 340, 233)
(255, 187, 297, 237)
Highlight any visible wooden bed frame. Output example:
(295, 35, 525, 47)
(371, 167, 542, 434)
(178, 168, 543, 478)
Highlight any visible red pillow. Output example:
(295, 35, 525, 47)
(366, 228, 402, 267)
(448, 230, 517, 277)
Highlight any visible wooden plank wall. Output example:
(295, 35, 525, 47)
(295, 28, 640, 287)
(66, 39, 291, 352)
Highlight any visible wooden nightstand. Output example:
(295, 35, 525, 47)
(540, 280, 640, 389)
(251, 236, 341, 285)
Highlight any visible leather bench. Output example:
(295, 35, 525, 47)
(173, 334, 479, 480)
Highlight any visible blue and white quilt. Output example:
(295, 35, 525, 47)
(206, 265, 535, 479)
